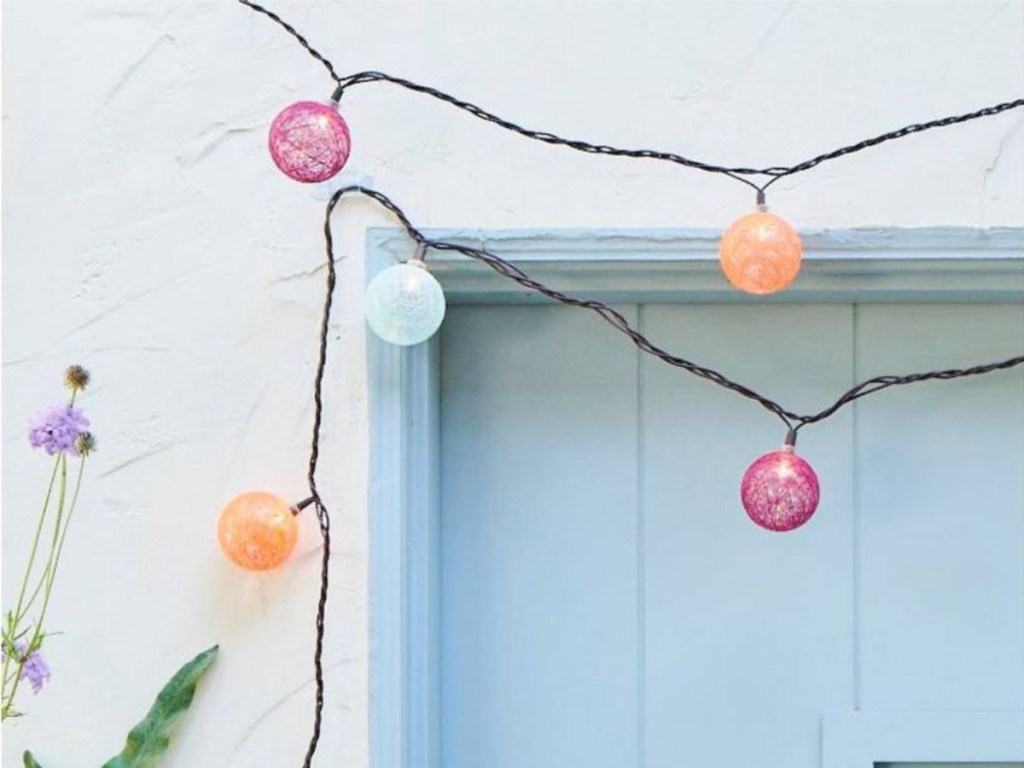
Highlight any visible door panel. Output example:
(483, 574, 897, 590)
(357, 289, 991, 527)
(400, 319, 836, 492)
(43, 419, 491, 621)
(440, 305, 640, 768)
(438, 301, 1024, 768)
(857, 304, 1024, 711)
(641, 304, 855, 767)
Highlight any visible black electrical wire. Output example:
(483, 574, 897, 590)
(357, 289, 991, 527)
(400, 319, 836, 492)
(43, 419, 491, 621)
(238, 0, 1024, 197)
(234, 2, 1024, 765)
(301, 183, 1024, 767)
(237, 0, 343, 83)
(325, 185, 1024, 436)
(330, 71, 1024, 197)
(294, 194, 340, 768)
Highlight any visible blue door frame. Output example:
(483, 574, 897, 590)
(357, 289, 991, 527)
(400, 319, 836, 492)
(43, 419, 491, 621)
(366, 227, 1024, 768)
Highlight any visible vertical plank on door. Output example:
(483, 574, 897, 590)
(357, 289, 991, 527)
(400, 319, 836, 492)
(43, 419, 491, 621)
(642, 304, 856, 768)
(858, 304, 1024, 711)
(440, 305, 640, 768)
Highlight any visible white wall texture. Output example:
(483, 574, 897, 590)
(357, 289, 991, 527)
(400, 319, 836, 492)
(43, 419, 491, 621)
(2, 1, 1021, 765)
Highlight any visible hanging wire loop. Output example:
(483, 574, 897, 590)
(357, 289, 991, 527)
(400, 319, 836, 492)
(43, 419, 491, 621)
(232, 2, 1024, 764)
(238, 0, 1022, 195)
(325, 184, 1024, 434)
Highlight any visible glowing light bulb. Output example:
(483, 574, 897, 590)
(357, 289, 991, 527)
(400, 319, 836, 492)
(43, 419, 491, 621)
(719, 206, 803, 295)
(268, 101, 351, 183)
(365, 259, 446, 346)
(740, 441, 820, 532)
(218, 492, 299, 570)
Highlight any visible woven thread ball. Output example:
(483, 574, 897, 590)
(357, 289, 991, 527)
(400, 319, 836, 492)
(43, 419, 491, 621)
(365, 261, 447, 346)
(218, 492, 298, 571)
(740, 445, 820, 532)
(719, 209, 803, 295)
(268, 101, 351, 183)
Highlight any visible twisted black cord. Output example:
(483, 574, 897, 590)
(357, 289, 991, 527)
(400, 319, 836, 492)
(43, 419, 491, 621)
(331, 71, 760, 192)
(333, 71, 1024, 195)
(293, 193, 1024, 768)
(236, 0, 1023, 197)
(300, 185, 432, 767)
(793, 356, 1024, 429)
(236, 0, 1024, 758)
(760, 99, 1024, 191)
(297, 188, 347, 768)
(327, 185, 1024, 435)
(237, 0, 342, 83)
(298, 190, 1024, 768)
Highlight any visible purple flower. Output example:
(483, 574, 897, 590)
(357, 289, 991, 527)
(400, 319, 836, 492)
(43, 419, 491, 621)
(5, 641, 51, 695)
(28, 405, 90, 456)
(20, 648, 50, 695)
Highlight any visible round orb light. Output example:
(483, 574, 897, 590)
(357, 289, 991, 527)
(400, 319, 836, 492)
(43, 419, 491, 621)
(719, 208, 803, 295)
(740, 444, 820, 532)
(268, 101, 351, 183)
(218, 492, 299, 571)
(365, 260, 447, 346)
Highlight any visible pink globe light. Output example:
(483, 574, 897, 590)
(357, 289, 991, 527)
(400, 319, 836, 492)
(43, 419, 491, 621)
(268, 101, 351, 183)
(740, 443, 820, 532)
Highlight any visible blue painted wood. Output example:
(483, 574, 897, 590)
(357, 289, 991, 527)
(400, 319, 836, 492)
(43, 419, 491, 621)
(370, 226, 1024, 261)
(368, 227, 1024, 305)
(641, 304, 856, 767)
(438, 305, 641, 768)
(367, 245, 441, 768)
(823, 710, 1024, 767)
(367, 229, 1024, 768)
(856, 304, 1024, 712)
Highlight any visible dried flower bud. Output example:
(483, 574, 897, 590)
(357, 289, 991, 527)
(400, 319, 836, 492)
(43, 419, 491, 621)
(64, 365, 91, 392)
(75, 432, 96, 456)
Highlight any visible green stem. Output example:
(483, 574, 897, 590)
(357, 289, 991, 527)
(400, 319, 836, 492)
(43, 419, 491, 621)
(5, 454, 88, 719)
(28, 455, 68, 638)
(19, 563, 51, 619)
(21, 460, 85, 616)
(2, 658, 21, 682)
(6, 453, 69, 715)
(2, 660, 23, 701)
(32, 455, 69, 615)
(45, 456, 87, 597)
(9, 455, 61, 627)
(2, 453, 61, 716)
(1, 651, 26, 719)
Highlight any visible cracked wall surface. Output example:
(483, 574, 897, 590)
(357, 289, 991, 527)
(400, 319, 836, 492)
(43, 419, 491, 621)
(2, 1, 1022, 766)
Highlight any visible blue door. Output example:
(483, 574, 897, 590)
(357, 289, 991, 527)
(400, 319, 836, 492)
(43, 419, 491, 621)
(437, 301, 1024, 768)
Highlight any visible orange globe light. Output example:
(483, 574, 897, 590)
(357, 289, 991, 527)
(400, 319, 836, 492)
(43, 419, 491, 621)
(719, 208, 803, 295)
(218, 492, 298, 571)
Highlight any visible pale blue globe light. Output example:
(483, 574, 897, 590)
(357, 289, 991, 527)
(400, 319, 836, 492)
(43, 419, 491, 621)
(365, 261, 447, 346)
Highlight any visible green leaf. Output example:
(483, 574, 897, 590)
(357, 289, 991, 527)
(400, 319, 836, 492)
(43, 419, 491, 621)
(99, 645, 218, 768)
(23, 751, 45, 768)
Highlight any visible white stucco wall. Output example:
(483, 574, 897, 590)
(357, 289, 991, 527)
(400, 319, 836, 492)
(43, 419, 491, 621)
(2, 1, 1021, 765)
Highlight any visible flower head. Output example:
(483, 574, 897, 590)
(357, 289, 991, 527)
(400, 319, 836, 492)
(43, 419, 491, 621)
(64, 365, 91, 392)
(75, 431, 97, 456)
(14, 642, 50, 695)
(28, 405, 90, 456)
(3, 641, 51, 696)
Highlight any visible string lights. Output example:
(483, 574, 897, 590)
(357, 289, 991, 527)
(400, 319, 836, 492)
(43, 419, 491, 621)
(240, 0, 1022, 296)
(364, 246, 447, 346)
(314, 185, 1023, 535)
(740, 431, 820, 532)
(268, 100, 351, 183)
(719, 197, 803, 295)
(217, 491, 305, 571)
(231, 1, 1024, 764)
